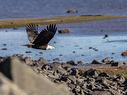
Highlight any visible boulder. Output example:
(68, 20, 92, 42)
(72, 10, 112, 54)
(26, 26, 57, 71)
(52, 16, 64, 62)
(66, 60, 77, 66)
(110, 61, 123, 67)
(25, 51, 32, 53)
(0, 73, 27, 95)
(58, 29, 71, 34)
(1, 48, 7, 50)
(121, 51, 127, 56)
(0, 56, 71, 95)
(68, 68, 79, 76)
(91, 60, 102, 64)
(98, 72, 110, 77)
(84, 69, 98, 78)
(102, 57, 112, 64)
(66, 9, 78, 14)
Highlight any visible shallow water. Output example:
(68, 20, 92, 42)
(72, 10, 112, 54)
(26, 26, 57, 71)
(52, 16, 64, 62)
(0, 19, 127, 63)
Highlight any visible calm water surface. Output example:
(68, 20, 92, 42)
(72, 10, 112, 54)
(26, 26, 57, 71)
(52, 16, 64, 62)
(0, 19, 127, 63)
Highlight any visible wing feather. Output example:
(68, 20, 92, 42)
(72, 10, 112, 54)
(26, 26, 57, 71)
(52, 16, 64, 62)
(32, 24, 57, 47)
(26, 24, 39, 43)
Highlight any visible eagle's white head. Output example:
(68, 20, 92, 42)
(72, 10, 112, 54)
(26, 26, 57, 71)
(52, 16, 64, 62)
(46, 45, 55, 50)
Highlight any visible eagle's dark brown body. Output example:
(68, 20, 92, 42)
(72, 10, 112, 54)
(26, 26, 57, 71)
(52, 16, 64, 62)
(26, 24, 57, 49)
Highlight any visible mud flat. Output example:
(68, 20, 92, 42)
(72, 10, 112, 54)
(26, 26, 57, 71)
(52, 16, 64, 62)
(0, 55, 127, 95)
(0, 15, 126, 28)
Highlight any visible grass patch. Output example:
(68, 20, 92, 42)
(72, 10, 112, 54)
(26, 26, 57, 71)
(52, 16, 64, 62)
(97, 67, 127, 78)
(0, 15, 126, 28)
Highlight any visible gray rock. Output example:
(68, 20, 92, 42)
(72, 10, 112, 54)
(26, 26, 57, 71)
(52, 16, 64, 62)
(109, 89, 122, 95)
(86, 83, 95, 90)
(76, 78, 84, 86)
(10, 56, 70, 95)
(52, 64, 67, 75)
(121, 51, 127, 57)
(66, 60, 77, 66)
(114, 75, 125, 84)
(101, 78, 110, 89)
(68, 76, 77, 85)
(53, 58, 60, 62)
(81, 54, 85, 56)
(25, 51, 31, 53)
(84, 69, 98, 78)
(89, 47, 93, 49)
(1, 48, 7, 50)
(59, 54, 63, 56)
(102, 57, 113, 64)
(84, 78, 95, 85)
(68, 83, 75, 90)
(94, 77, 110, 90)
(91, 91, 112, 95)
(59, 75, 68, 82)
(72, 51, 76, 53)
(123, 80, 127, 90)
(93, 84, 103, 91)
(111, 61, 123, 67)
(72, 86, 81, 95)
(91, 60, 102, 64)
(39, 52, 43, 54)
(89, 47, 98, 51)
(24, 57, 34, 66)
(2, 44, 7, 46)
(37, 58, 47, 66)
(68, 68, 79, 76)
(77, 61, 84, 65)
(99, 72, 110, 77)
(58, 29, 71, 33)
(75, 85, 81, 93)
(0, 57, 4, 63)
(66, 9, 78, 14)
(0, 73, 27, 95)
(41, 64, 52, 71)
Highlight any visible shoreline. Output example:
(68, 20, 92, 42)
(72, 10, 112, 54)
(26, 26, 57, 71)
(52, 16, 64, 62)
(0, 15, 126, 28)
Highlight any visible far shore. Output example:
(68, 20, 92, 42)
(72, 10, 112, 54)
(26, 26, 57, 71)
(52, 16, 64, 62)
(0, 15, 127, 28)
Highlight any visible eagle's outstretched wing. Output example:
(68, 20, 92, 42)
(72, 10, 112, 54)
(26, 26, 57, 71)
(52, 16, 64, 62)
(26, 24, 39, 43)
(32, 24, 57, 47)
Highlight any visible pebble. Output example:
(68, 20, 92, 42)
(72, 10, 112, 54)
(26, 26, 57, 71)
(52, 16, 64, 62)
(2, 44, 7, 46)
(84, 69, 98, 78)
(58, 29, 70, 34)
(39, 52, 43, 54)
(1, 48, 7, 50)
(25, 51, 32, 53)
(91, 60, 102, 64)
(121, 51, 127, 56)
(72, 51, 76, 53)
(59, 54, 63, 56)
(66, 9, 78, 14)
(66, 60, 77, 66)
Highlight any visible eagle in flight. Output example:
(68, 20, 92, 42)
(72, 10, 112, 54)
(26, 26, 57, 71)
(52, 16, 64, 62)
(26, 24, 57, 50)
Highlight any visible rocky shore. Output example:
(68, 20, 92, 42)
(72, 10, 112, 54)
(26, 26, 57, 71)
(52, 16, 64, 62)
(0, 55, 127, 95)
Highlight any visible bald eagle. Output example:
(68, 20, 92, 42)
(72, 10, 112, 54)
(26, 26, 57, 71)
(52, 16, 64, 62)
(26, 24, 57, 50)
